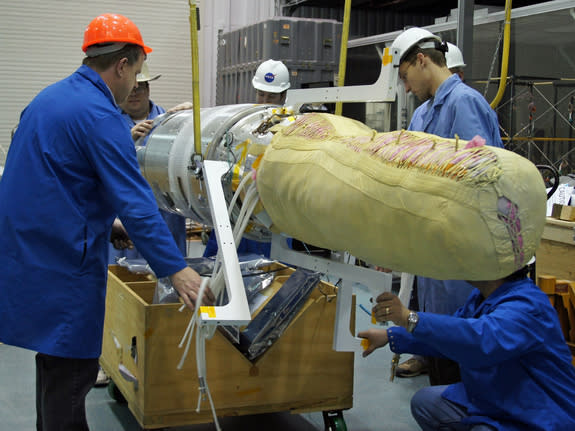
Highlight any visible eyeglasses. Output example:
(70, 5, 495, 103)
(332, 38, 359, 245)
(132, 82, 149, 94)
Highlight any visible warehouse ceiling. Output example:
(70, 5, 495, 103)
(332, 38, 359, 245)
(282, 0, 550, 16)
(281, 0, 574, 46)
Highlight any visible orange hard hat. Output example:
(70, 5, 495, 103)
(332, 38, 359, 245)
(82, 13, 152, 54)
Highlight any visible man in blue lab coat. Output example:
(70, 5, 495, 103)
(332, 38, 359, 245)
(0, 13, 211, 431)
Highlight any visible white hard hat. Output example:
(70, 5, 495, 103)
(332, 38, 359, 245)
(390, 27, 443, 67)
(137, 62, 161, 83)
(252, 59, 291, 93)
(445, 42, 466, 69)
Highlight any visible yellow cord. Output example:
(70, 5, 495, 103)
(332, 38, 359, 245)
(490, 0, 512, 109)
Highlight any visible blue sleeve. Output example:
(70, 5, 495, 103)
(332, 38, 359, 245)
(387, 326, 445, 357)
(450, 93, 503, 148)
(407, 101, 427, 131)
(148, 101, 166, 118)
(84, 114, 186, 278)
(120, 111, 135, 129)
(409, 299, 554, 368)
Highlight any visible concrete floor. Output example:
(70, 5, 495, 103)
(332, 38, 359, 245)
(0, 284, 427, 431)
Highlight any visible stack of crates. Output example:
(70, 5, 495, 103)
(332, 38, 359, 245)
(216, 16, 342, 105)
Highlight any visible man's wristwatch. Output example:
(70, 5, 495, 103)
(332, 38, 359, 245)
(406, 311, 419, 333)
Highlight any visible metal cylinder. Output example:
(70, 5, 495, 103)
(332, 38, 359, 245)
(137, 103, 285, 241)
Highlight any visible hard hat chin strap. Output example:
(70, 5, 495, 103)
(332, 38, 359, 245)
(85, 42, 127, 58)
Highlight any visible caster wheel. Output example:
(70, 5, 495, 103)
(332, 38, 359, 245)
(323, 410, 347, 431)
(107, 380, 127, 404)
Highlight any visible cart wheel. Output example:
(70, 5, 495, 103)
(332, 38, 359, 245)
(107, 380, 127, 404)
(322, 410, 347, 431)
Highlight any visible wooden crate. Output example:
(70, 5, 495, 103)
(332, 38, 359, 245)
(536, 275, 575, 367)
(536, 217, 575, 280)
(551, 204, 575, 222)
(100, 265, 354, 429)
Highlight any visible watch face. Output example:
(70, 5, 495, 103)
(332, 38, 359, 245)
(407, 312, 419, 332)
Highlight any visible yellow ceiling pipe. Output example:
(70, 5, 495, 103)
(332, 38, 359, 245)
(188, 0, 202, 157)
(490, 0, 512, 109)
(334, 0, 352, 116)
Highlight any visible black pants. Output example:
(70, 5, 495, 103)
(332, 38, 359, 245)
(36, 353, 99, 431)
(427, 356, 462, 386)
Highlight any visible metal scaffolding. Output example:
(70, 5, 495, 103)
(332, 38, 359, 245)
(482, 77, 575, 175)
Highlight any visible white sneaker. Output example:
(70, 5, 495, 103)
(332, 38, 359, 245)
(95, 367, 110, 387)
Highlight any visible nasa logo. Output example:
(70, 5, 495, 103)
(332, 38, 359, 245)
(264, 72, 275, 83)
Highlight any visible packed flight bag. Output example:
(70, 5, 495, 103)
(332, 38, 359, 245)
(257, 113, 547, 281)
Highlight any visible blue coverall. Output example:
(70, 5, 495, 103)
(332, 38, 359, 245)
(387, 277, 575, 430)
(0, 65, 187, 359)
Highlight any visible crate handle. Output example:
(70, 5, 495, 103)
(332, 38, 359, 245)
(112, 334, 122, 351)
(118, 363, 138, 390)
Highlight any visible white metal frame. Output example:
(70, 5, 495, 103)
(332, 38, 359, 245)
(270, 235, 393, 352)
(201, 160, 251, 326)
(284, 47, 398, 109)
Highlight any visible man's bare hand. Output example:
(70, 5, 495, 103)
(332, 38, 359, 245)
(110, 218, 134, 250)
(357, 328, 389, 357)
(170, 266, 215, 310)
(372, 292, 410, 327)
(167, 101, 193, 113)
(131, 120, 154, 141)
